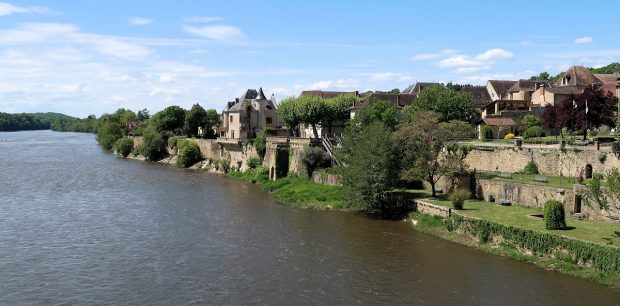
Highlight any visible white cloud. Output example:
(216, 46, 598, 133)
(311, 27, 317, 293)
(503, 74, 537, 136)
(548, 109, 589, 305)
(190, 49, 209, 54)
(310, 79, 359, 90)
(0, 2, 52, 16)
(311, 80, 332, 89)
(475, 48, 513, 61)
(183, 16, 224, 23)
(182, 25, 244, 41)
(363, 72, 411, 81)
(129, 17, 153, 26)
(410, 49, 457, 61)
(159, 75, 172, 83)
(574, 37, 592, 44)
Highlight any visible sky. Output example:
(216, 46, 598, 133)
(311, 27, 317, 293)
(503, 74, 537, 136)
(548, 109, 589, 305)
(1, 0, 620, 117)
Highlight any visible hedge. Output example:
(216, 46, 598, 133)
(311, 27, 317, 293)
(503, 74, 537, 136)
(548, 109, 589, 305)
(448, 214, 620, 274)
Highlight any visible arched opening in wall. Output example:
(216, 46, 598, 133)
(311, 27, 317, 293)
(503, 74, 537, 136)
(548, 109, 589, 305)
(585, 164, 593, 179)
(574, 195, 582, 214)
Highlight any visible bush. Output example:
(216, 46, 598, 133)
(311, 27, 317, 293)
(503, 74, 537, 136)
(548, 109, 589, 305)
(522, 126, 545, 139)
(522, 161, 539, 174)
(167, 136, 187, 148)
(96, 121, 123, 150)
(449, 188, 470, 210)
(177, 141, 203, 168)
(481, 125, 493, 140)
(544, 200, 567, 230)
(504, 133, 515, 140)
(113, 137, 134, 157)
(247, 156, 261, 169)
(598, 153, 607, 163)
(140, 126, 167, 161)
(301, 146, 328, 178)
(254, 132, 267, 160)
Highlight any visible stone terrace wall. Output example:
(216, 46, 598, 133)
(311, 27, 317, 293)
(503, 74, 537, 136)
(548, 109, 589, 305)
(465, 146, 620, 177)
(415, 200, 451, 218)
(476, 179, 574, 210)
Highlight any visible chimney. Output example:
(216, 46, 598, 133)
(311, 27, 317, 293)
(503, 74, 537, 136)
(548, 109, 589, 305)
(354, 90, 359, 96)
(235, 98, 239, 104)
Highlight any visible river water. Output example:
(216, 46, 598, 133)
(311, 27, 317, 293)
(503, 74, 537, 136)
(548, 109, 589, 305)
(0, 131, 619, 305)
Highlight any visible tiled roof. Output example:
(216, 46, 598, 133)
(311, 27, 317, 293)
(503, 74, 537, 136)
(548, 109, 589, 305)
(507, 79, 551, 93)
(594, 73, 620, 84)
(460, 86, 492, 108)
(483, 117, 517, 126)
(554, 65, 603, 87)
(402, 82, 441, 94)
(299, 90, 359, 99)
(546, 86, 582, 95)
(352, 93, 416, 109)
(488, 80, 516, 97)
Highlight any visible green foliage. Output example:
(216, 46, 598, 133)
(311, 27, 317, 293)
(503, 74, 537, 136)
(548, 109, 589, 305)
(523, 126, 545, 139)
(254, 132, 267, 160)
(139, 126, 167, 161)
(137, 108, 150, 121)
(183, 103, 208, 137)
(403, 85, 478, 123)
(247, 156, 261, 169)
(588, 173, 609, 210)
(481, 125, 493, 140)
(149, 105, 186, 134)
(522, 161, 539, 175)
(167, 136, 187, 148)
(529, 71, 550, 81)
(113, 137, 134, 157)
(297, 95, 329, 138)
(96, 121, 123, 150)
(176, 140, 203, 168)
(449, 189, 470, 210)
(300, 146, 327, 178)
(589, 62, 620, 74)
(448, 214, 620, 274)
(277, 96, 303, 136)
(521, 114, 541, 129)
(342, 121, 400, 212)
(275, 147, 290, 178)
(598, 153, 607, 163)
(203, 109, 221, 139)
(544, 200, 567, 230)
(0, 112, 77, 131)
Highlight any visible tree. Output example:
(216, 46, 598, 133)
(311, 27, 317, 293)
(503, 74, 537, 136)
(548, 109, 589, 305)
(242, 101, 255, 139)
(541, 104, 560, 135)
(96, 121, 123, 150)
(297, 95, 328, 138)
(529, 72, 550, 81)
(113, 137, 134, 157)
(388, 88, 400, 94)
(177, 141, 203, 167)
(150, 106, 186, 134)
(342, 121, 400, 212)
(183, 103, 208, 137)
(300, 146, 328, 178)
(204, 109, 221, 139)
(137, 109, 150, 121)
(590, 62, 620, 74)
(403, 85, 478, 123)
(521, 114, 541, 129)
(394, 111, 474, 197)
(554, 87, 617, 139)
(139, 126, 166, 161)
(324, 94, 358, 134)
(277, 97, 302, 136)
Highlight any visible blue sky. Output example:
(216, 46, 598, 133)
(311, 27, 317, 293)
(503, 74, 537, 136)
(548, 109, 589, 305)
(1, 0, 619, 117)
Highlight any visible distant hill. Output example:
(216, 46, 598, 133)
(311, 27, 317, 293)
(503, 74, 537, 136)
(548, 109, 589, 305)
(0, 112, 77, 131)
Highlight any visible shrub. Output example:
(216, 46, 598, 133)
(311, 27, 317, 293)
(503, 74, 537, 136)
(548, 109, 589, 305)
(113, 137, 134, 157)
(544, 200, 567, 230)
(254, 132, 267, 160)
(522, 161, 539, 175)
(481, 125, 493, 140)
(300, 146, 328, 178)
(522, 126, 545, 139)
(140, 126, 167, 161)
(247, 156, 261, 169)
(504, 133, 515, 140)
(177, 141, 203, 168)
(167, 136, 187, 148)
(96, 121, 123, 150)
(449, 188, 470, 210)
(598, 153, 607, 163)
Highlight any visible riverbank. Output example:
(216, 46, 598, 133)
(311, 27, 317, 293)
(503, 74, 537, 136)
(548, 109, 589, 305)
(408, 200, 620, 288)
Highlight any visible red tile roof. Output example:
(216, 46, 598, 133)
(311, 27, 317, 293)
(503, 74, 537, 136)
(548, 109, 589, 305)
(483, 117, 517, 126)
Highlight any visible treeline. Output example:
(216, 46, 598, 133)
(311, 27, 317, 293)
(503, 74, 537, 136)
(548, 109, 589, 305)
(0, 112, 75, 131)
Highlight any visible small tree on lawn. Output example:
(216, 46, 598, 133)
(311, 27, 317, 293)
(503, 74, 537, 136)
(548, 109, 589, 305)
(544, 200, 567, 230)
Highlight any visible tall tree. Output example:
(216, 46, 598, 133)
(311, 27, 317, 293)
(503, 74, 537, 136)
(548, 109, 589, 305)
(342, 121, 400, 212)
(394, 111, 474, 197)
(183, 103, 208, 137)
(541, 104, 560, 135)
(150, 105, 186, 134)
(137, 109, 150, 121)
(324, 94, 358, 134)
(403, 85, 478, 123)
(277, 97, 302, 137)
(204, 109, 221, 139)
(554, 87, 617, 139)
(297, 95, 328, 138)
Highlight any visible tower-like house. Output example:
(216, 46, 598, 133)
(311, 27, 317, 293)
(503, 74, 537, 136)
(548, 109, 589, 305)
(218, 87, 278, 139)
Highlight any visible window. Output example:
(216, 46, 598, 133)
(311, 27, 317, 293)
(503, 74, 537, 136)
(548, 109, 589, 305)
(266, 117, 273, 124)
(231, 130, 235, 138)
(230, 115, 233, 123)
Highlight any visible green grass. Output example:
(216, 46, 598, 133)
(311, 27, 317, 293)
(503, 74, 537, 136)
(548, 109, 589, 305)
(421, 196, 620, 246)
(477, 171, 590, 189)
(228, 170, 348, 209)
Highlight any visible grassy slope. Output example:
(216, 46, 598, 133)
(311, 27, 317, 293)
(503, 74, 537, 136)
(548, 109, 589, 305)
(228, 170, 348, 209)
(422, 197, 620, 246)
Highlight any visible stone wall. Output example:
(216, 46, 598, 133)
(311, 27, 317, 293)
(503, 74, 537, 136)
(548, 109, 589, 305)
(264, 137, 313, 179)
(312, 171, 342, 186)
(465, 146, 620, 177)
(415, 200, 451, 218)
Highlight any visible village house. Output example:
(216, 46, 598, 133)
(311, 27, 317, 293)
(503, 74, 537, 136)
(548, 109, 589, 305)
(218, 87, 281, 139)
(349, 91, 416, 119)
(297, 90, 362, 138)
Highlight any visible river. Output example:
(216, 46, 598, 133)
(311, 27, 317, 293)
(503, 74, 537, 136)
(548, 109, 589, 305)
(0, 131, 619, 305)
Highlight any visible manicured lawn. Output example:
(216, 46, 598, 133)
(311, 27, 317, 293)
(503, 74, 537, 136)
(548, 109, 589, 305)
(422, 196, 620, 246)
(477, 171, 589, 189)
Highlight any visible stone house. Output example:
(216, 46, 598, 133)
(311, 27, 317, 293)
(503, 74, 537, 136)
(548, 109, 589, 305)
(218, 88, 280, 139)
(477, 117, 517, 139)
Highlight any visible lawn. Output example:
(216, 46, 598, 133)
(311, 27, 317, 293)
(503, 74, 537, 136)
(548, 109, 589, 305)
(422, 196, 620, 246)
(477, 171, 589, 189)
